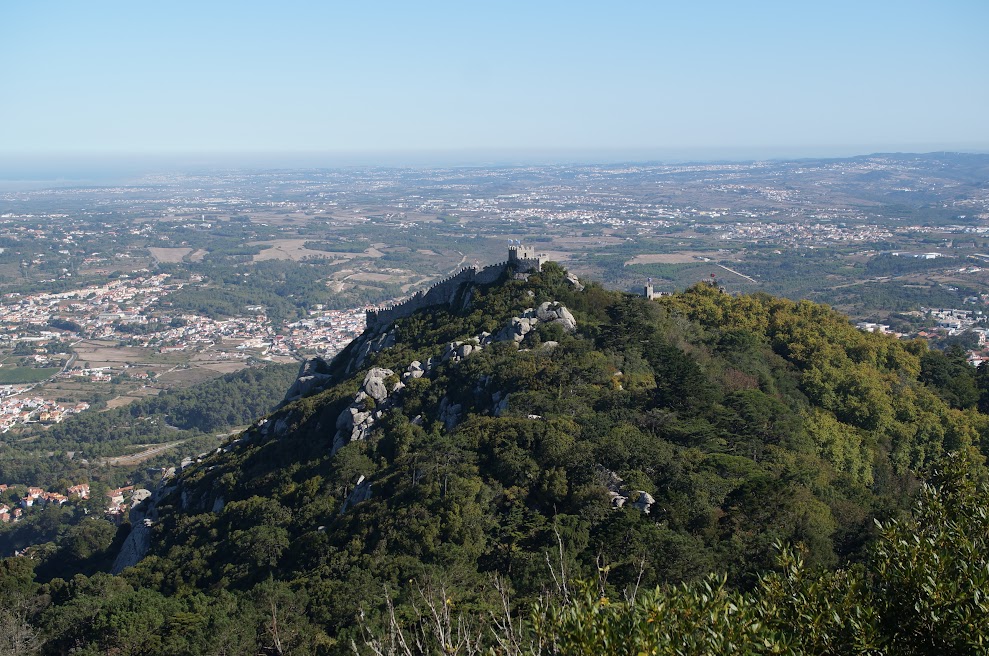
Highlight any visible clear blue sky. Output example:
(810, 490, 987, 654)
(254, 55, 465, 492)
(1, 0, 987, 163)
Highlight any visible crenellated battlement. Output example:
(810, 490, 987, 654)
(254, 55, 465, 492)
(365, 246, 545, 331)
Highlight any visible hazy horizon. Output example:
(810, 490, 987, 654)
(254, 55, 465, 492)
(2, 145, 988, 191)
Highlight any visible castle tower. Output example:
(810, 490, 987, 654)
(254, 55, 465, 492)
(508, 241, 546, 273)
(643, 277, 666, 300)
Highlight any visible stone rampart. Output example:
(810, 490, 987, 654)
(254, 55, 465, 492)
(473, 260, 509, 285)
(366, 249, 543, 331)
(367, 266, 479, 330)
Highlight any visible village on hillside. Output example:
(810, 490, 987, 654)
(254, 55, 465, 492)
(0, 481, 148, 527)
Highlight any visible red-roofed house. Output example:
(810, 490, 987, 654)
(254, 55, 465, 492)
(68, 484, 90, 499)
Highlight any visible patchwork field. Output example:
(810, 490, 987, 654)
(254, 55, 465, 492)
(625, 252, 726, 265)
(251, 239, 335, 261)
(72, 340, 175, 367)
(148, 247, 193, 263)
(347, 272, 406, 283)
(249, 239, 387, 262)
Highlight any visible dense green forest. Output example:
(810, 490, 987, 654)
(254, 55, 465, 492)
(2, 265, 988, 654)
(0, 362, 299, 489)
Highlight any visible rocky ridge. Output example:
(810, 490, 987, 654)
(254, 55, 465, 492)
(114, 267, 675, 574)
(327, 301, 579, 474)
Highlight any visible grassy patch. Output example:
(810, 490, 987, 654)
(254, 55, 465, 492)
(0, 367, 60, 384)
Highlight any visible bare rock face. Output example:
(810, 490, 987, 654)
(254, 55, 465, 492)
(438, 396, 463, 430)
(341, 475, 372, 513)
(351, 328, 397, 373)
(442, 341, 464, 362)
(565, 272, 584, 292)
(283, 357, 333, 404)
(330, 367, 396, 454)
(535, 303, 558, 323)
(284, 374, 331, 403)
(112, 477, 176, 574)
(497, 317, 535, 343)
(332, 407, 373, 453)
(631, 491, 655, 514)
(492, 392, 510, 417)
(441, 338, 485, 364)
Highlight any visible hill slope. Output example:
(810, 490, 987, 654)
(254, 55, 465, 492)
(14, 263, 989, 654)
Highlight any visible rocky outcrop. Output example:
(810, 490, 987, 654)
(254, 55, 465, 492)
(535, 302, 577, 333)
(493, 302, 578, 344)
(282, 357, 333, 404)
(325, 297, 575, 453)
(111, 476, 177, 574)
(496, 315, 539, 343)
(440, 338, 482, 364)
(599, 467, 655, 514)
(630, 491, 655, 514)
(437, 396, 463, 430)
(331, 368, 395, 454)
(492, 391, 510, 417)
(403, 360, 426, 381)
(341, 475, 372, 513)
(360, 367, 393, 403)
(350, 328, 397, 373)
(333, 405, 379, 453)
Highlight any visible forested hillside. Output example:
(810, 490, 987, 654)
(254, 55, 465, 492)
(2, 264, 988, 655)
(0, 362, 299, 489)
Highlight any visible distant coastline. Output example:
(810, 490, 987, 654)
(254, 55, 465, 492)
(2, 147, 988, 194)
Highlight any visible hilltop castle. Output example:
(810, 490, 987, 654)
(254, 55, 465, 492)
(643, 279, 670, 300)
(365, 244, 546, 331)
(506, 243, 546, 272)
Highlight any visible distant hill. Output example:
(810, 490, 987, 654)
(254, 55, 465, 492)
(7, 261, 989, 654)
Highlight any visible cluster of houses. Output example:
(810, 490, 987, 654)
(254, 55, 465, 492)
(0, 395, 90, 433)
(717, 221, 894, 246)
(855, 321, 892, 334)
(1, 484, 67, 523)
(279, 306, 368, 356)
(0, 273, 175, 337)
(0, 482, 143, 524)
(854, 307, 989, 368)
(924, 307, 988, 337)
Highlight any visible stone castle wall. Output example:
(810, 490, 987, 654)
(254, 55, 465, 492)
(366, 247, 545, 331)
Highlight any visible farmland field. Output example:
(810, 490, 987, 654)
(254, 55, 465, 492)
(0, 367, 60, 384)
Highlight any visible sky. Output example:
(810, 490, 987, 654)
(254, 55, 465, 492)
(1, 0, 988, 168)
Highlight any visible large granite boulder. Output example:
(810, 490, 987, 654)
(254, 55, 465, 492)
(536, 302, 577, 333)
(362, 368, 394, 403)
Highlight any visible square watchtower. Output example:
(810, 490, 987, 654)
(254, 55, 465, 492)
(508, 244, 546, 272)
